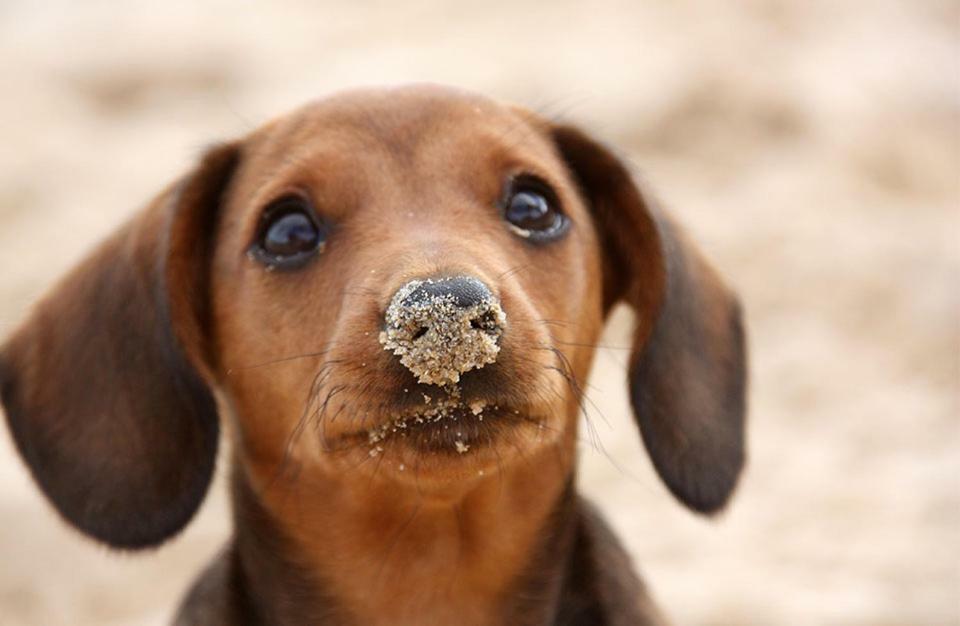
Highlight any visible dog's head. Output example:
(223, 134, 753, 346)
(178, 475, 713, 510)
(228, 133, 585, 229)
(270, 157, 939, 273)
(0, 85, 746, 549)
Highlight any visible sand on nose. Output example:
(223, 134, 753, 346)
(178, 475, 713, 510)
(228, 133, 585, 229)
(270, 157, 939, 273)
(379, 278, 507, 386)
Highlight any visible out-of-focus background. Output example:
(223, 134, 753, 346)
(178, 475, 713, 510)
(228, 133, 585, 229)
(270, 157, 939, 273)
(0, 1, 957, 624)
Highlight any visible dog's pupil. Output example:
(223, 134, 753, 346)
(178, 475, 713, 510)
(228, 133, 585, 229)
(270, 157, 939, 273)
(508, 191, 553, 229)
(265, 212, 318, 255)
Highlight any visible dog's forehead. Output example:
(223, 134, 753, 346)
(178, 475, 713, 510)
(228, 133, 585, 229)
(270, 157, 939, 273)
(299, 84, 513, 128)
(244, 86, 553, 172)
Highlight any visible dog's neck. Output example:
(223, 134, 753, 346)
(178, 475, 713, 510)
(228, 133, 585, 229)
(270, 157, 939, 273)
(229, 441, 578, 626)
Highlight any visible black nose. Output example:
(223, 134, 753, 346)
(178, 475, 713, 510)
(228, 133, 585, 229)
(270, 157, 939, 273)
(380, 276, 506, 386)
(401, 276, 493, 309)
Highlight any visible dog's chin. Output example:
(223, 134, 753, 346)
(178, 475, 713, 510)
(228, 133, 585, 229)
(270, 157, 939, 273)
(333, 400, 563, 486)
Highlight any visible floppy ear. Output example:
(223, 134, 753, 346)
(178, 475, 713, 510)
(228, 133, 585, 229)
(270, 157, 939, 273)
(0, 142, 240, 548)
(551, 125, 747, 515)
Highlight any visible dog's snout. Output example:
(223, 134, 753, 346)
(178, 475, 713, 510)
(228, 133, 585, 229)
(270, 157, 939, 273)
(379, 276, 506, 386)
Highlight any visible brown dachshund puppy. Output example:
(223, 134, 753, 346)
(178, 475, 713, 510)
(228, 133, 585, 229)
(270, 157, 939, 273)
(0, 85, 746, 625)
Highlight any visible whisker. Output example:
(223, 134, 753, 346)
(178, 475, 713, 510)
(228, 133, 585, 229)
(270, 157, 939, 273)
(548, 345, 611, 429)
(342, 288, 379, 298)
(265, 362, 340, 488)
(533, 345, 638, 478)
(534, 318, 580, 329)
(552, 338, 632, 351)
(496, 263, 532, 282)
(226, 346, 333, 374)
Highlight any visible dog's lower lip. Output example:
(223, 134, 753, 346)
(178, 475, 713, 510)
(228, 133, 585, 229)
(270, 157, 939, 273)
(346, 401, 529, 456)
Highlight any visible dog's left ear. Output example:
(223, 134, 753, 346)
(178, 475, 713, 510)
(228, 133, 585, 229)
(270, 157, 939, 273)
(550, 124, 747, 515)
(0, 142, 240, 548)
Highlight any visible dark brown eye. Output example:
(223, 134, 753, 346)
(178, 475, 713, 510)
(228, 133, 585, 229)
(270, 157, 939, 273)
(502, 177, 568, 242)
(251, 197, 326, 269)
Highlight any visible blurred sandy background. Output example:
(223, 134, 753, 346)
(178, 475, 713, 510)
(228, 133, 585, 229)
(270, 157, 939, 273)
(0, 1, 957, 624)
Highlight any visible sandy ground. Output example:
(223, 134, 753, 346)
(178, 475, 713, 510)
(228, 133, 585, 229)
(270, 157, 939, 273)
(0, 1, 957, 624)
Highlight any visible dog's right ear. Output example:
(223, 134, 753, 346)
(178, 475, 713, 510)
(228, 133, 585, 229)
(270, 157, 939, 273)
(0, 142, 240, 549)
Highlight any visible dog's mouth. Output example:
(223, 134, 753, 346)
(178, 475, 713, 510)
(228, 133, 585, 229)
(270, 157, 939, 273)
(341, 389, 543, 459)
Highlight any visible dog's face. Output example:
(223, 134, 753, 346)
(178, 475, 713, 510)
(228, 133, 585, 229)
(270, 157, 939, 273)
(212, 89, 604, 487)
(0, 85, 746, 549)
